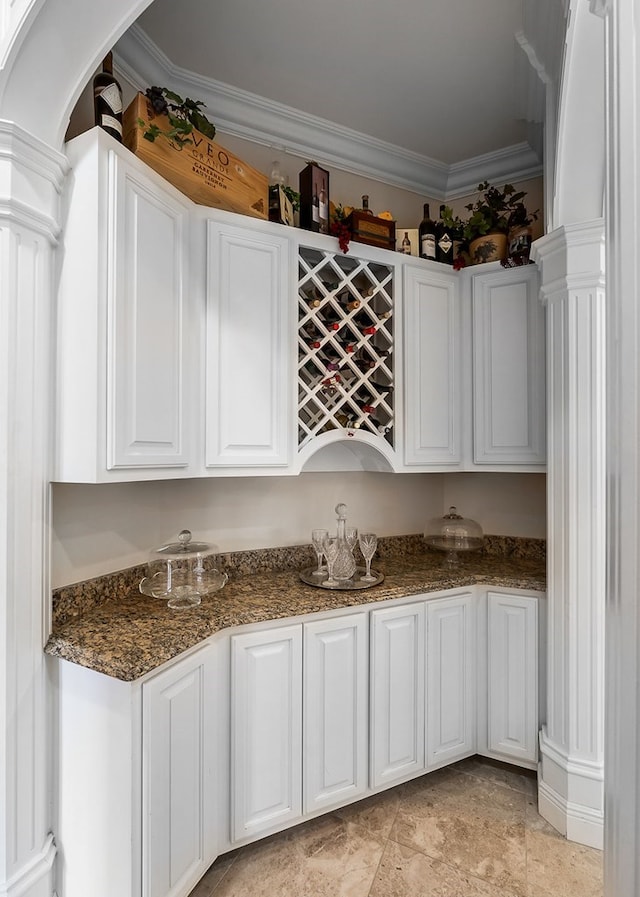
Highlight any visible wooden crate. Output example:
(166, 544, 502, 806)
(346, 210, 396, 250)
(123, 93, 268, 219)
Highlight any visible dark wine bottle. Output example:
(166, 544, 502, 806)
(419, 203, 436, 260)
(361, 195, 374, 216)
(337, 290, 361, 311)
(436, 204, 454, 265)
(318, 307, 341, 331)
(401, 231, 412, 254)
(312, 182, 320, 226)
(93, 52, 123, 143)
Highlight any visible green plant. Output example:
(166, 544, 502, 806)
(460, 181, 538, 244)
(139, 86, 216, 149)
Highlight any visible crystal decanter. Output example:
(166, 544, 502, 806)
(332, 502, 357, 582)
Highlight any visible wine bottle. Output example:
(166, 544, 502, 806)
(436, 204, 454, 265)
(93, 52, 123, 143)
(401, 231, 412, 254)
(361, 195, 374, 216)
(352, 352, 376, 372)
(368, 377, 394, 392)
(419, 203, 436, 260)
(336, 290, 361, 311)
(300, 323, 323, 348)
(312, 183, 320, 226)
(300, 286, 322, 308)
(319, 183, 328, 224)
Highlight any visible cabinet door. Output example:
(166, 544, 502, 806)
(206, 219, 292, 468)
(486, 591, 539, 766)
(403, 265, 461, 466)
(303, 613, 368, 814)
(370, 602, 425, 788)
(426, 592, 476, 769)
(472, 265, 545, 465)
(142, 645, 216, 897)
(231, 625, 302, 842)
(110, 150, 193, 470)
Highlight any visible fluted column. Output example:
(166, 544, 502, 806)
(532, 221, 606, 849)
(0, 121, 68, 896)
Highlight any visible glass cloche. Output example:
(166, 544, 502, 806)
(139, 529, 227, 609)
(424, 507, 484, 568)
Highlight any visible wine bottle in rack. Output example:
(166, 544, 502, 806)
(93, 52, 123, 142)
(419, 203, 436, 260)
(352, 352, 376, 372)
(318, 307, 341, 331)
(368, 376, 394, 392)
(336, 333, 356, 353)
(300, 287, 322, 308)
(337, 291, 361, 311)
(301, 325, 322, 349)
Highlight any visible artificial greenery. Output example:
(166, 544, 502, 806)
(138, 86, 216, 149)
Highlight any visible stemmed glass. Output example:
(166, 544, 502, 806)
(311, 528, 328, 578)
(345, 526, 358, 551)
(322, 535, 341, 587)
(358, 532, 378, 582)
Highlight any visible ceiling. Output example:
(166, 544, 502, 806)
(117, 0, 550, 196)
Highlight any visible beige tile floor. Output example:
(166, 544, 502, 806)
(189, 757, 603, 897)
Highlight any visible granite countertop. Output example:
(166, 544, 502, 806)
(45, 540, 546, 683)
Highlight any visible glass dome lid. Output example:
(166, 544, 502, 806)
(424, 507, 484, 567)
(140, 529, 227, 609)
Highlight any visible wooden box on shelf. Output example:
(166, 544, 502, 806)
(346, 210, 396, 251)
(123, 93, 268, 219)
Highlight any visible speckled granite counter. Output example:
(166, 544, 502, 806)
(45, 535, 546, 682)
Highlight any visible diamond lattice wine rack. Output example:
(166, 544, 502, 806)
(298, 246, 394, 448)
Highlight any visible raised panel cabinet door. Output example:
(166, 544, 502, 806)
(142, 645, 217, 897)
(231, 625, 302, 842)
(472, 265, 545, 465)
(426, 592, 477, 769)
(487, 591, 539, 765)
(303, 613, 368, 814)
(205, 220, 292, 467)
(370, 602, 425, 788)
(109, 151, 193, 469)
(403, 265, 462, 466)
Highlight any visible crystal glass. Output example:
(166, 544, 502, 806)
(358, 532, 378, 582)
(345, 525, 358, 551)
(322, 535, 341, 587)
(311, 528, 328, 577)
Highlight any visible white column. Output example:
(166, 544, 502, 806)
(531, 222, 606, 850)
(0, 121, 68, 896)
(602, 0, 640, 892)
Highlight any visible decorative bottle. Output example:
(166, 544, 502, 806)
(419, 203, 436, 260)
(332, 503, 357, 581)
(401, 231, 412, 254)
(93, 52, 123, 143)
(436, 204, 454, 265)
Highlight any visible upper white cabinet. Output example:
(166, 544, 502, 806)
(55, 131, 544, 479)
(56, 128, 197, 482)
(205, 216, 294, 470)
(402, 264, 462, 467)
(470, 264, 545, 467)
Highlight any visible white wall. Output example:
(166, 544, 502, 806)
(50, 471, 546, 587)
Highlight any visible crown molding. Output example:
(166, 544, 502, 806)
(115, 25, 542, 199)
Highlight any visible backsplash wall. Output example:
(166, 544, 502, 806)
(50, 471, 546, 588)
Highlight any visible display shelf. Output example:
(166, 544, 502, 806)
(297, 246, 394, 448)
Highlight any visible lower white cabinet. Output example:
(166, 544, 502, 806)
(426, 591, 476, 770)
(53, 586, 543, 897)
(142, 646, 217, 897)
(483, 590, 539, 767)
(303, 613, 369, 814)
(230, 624, 303, 842)
(370, 602, 426, 787)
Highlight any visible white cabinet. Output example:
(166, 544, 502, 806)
(476, 589, 540, 769)
(470, 264, 545, 466)
(205, 216, 294, 470)
(425, 591, 476, 769)
(230, 624, 303, 842)
(303, 613, 368, 813)
(142, 646, 217, 897)
(56, 128, 196, 482)
(370, 601, 426, 787)
(402, 264, 462, 467)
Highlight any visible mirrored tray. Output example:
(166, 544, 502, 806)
(299, 566, 384, 590)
